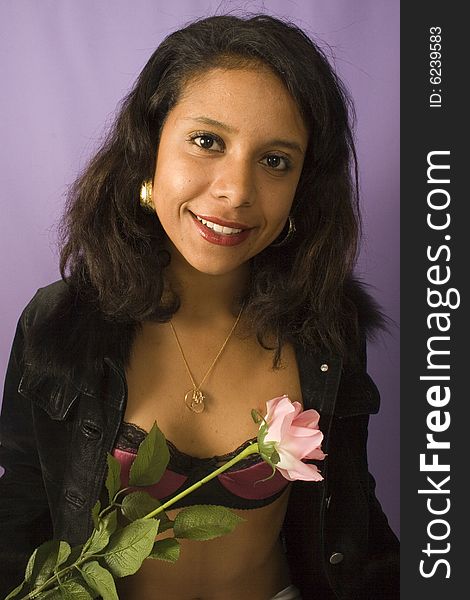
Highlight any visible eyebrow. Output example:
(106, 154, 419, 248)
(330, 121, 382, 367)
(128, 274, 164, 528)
(184, 116, 305, 155)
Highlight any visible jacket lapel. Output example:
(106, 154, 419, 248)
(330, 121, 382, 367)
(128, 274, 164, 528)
(293, 340, 342, 452)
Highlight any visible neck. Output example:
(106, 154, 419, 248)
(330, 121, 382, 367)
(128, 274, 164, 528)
(165, 250, 250, 323)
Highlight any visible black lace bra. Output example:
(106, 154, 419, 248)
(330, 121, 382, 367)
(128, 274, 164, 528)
(112, 421, 290, 510)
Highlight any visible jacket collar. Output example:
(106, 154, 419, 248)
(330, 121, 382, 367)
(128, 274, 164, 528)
(19, 328, 343, 458)
(19, 276, 380, 426)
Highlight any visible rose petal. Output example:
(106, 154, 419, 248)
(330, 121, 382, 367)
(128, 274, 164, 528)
(291, 408, 321, 430)
(276, 449, 324, 482)
(281, 430, 324, 459)
(289, 424, 321, 438)
(265, 395, 289, 414)
(303, 447, 327, 461)
(261, 396, 326, 483)
(264, 396, 296, 443)
(276, 447, 303, 470)
(280, 462, 323, 482)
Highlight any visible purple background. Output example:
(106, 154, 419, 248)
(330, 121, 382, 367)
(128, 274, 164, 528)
(0, 1, 399, 535)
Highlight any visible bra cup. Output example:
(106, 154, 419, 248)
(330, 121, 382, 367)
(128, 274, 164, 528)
(218, 461, 289, 500)
(112, 422, 290, 509)
(112, 447, 187, 498)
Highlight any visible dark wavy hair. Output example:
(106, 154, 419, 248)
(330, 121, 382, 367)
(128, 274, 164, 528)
(59, 14, 366, 366)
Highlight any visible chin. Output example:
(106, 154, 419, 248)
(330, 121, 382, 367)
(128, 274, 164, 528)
(191, 261, 245, 277)
(183, 253, 250, 277)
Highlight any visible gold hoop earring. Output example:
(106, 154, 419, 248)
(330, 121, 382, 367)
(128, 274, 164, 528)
(270, 215, 296, 247)
(139, 180, 154, 212)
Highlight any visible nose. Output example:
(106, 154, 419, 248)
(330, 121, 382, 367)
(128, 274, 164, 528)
(210, 157, 255, 207)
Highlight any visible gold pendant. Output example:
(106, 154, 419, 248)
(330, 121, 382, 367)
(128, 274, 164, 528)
(184, 389, 205, 413)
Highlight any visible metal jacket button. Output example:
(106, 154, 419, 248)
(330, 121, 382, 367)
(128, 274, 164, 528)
(329, 552, 344, 565)
(320, 363, 329, 372)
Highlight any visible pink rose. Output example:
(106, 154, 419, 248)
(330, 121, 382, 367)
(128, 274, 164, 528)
(257, 395, 326, 482)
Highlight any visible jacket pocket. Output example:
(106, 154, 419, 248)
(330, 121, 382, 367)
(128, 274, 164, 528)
(18, 366, 81, 420)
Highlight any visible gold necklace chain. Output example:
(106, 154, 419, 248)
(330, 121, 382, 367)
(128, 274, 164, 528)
(169, 306, 244, 413)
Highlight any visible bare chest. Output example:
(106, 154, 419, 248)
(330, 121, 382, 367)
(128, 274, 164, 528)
(123, 322, 303, 457)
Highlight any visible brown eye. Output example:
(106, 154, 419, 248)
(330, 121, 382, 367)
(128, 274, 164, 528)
(189, 132, 224, 152)
(262, 154, 291, 171)
(266, 156, 281, 168)
(199, 136, 215, 149)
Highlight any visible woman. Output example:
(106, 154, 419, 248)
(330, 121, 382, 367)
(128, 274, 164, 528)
(0, 14, 399, 600)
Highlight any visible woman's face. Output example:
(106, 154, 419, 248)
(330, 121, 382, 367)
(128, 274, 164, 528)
(152, 66, 308, 276)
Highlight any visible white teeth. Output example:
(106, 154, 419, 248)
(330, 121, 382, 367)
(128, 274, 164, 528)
(195, 215, 243, 235)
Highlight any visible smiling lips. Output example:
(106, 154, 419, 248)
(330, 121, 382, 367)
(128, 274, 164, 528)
(191, 212, 253, 246)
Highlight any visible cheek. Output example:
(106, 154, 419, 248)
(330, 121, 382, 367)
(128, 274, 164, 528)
(153, 155, 209, 210)
(265, 184, 297, 222)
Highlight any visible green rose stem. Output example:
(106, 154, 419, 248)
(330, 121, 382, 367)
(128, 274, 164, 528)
(19, 442, 261, 599)
(143, 442, 260, 520)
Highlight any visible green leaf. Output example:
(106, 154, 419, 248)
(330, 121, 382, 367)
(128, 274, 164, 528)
(258, 421, 268, 443)
(120, 492, 155, 521)
(4, 580, 26, 600)
(270, 448, 280, 465)
(105, 453, 122, 503)
(62, 544, 84, 568)
(24, 540, 65, 586)
(173, 505, 245, 540)
(122, 490, 164, 522)
(55, 541, 71, 571)
(37, 588, 65, 599)
(148, 538, 180, 563)
(81, 561, 118, 600)
(101, 518, 159, 577)
(91, 500, 101, 529)
(251, 409, 262, 424)
(58, 579, 95, 600)
(121, 490, 173, 531)
(259, 437, 279, 467)
(158, 517, 175, 533)
(129, 421, 169, 486)
(86, 510, 118, 555)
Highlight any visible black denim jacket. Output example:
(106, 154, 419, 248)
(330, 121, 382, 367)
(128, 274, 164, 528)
(0, 281, 399, 599)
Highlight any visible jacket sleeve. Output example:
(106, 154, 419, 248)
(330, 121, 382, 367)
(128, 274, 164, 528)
(362, 471, 400, 598)
(357, 334, 400, 570)
(330, 413, 399, 599)
(329, 332, 399, 599)
(0, 300, 53, 596)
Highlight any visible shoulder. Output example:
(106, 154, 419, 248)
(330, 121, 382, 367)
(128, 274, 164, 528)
(21, 280, 136, 380)
(343, 276, 385, 342)
(335, 277, 383, 417)
(22, 280, 71, 326)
